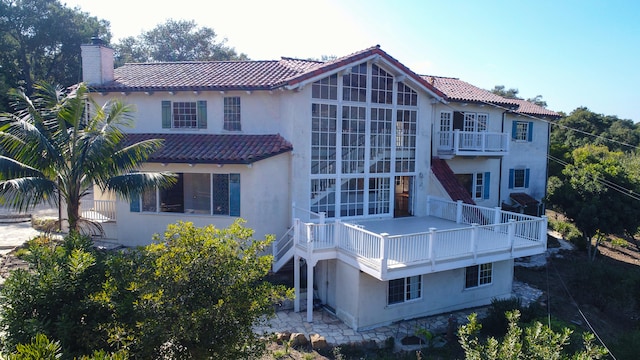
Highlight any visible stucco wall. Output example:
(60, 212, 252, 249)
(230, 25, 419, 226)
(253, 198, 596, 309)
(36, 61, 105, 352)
(331, 259, 514, 330)
(114, 153, 291, 246)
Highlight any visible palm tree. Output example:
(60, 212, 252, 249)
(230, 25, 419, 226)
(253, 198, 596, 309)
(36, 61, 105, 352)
(0, 82, 174, 232)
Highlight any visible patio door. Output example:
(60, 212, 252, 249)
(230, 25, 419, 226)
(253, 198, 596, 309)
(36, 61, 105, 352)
(394, 176, 413, 217)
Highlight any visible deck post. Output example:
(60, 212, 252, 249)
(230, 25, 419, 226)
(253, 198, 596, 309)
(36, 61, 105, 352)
(428, 228, 436, 270)
(380, 233, 389, 279)
(291, 202, 295, 226)
(456, 200, 463, 224)
(493, 207, 502, 232)
(540, 215, 548, 246)
(471, 223, 479, 261)
(306, 259, 315, 323)
(508, 219, 516, 255)
(334, 219, 341, 248)
(294, 254, 300, 312)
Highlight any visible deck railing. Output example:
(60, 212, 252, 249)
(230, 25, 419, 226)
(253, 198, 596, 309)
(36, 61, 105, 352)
(288, 197, 547, 274)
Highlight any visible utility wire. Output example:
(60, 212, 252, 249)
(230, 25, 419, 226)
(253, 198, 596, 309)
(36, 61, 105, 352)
(548, 257, 617, 359)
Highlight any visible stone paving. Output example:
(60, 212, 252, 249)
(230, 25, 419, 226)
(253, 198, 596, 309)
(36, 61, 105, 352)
(254, 280, 543, 347)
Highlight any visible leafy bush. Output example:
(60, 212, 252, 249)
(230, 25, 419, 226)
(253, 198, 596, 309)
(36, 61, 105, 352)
(0, 221, 292, 359)
(549, 219, 584, 249)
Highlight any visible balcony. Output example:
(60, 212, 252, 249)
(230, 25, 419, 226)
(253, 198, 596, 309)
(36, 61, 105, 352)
(274, 197, 547, 281)
(437, 130, 509, 157)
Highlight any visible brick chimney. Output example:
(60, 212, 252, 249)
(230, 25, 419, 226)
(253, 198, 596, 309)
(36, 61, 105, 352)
(80, 37, 114, 85)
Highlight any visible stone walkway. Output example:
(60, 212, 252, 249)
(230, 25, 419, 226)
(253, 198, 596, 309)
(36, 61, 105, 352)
(254, 280, 543, 347)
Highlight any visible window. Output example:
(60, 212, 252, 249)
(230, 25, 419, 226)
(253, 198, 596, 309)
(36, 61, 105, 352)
(223, 97, 241, 131)
(162, 100, 207, 129)
(133, 172, 239, 216)
(509, 168, 530, 189)
(312, 74, 337, 100)
(343, 63, 367, 102)
(388, 275, 421, 304)
(512, 121, 533, 141)
(456, 172, 491, 200)
(371, 64, 393, 104)
(465, 263, 492, 289)
(309, 62, 418, 218)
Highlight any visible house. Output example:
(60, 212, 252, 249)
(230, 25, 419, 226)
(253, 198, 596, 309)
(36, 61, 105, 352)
(81, 39, 558, 330)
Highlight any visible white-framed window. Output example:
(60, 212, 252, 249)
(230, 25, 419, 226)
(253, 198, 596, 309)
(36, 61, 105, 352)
(455, 172, 490, 200)
(509, 168, 530, 189)
(309, 62, 418, 218)
(388, 275, 422, 305)
(512, 121, 533, 142)
(223, 97, 241, 131)
(134, 173, 240, 216)
(162, 100, 207, 129)
(312, 74, 338, 100)
(465, 263, 492, 289)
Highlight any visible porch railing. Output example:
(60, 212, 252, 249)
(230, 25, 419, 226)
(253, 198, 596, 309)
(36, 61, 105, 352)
(80, 200, 116, 222)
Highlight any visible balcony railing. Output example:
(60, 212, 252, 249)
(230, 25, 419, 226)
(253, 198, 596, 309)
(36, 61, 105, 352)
(438, 130, 509, 156)
(283, 197, 546, 279)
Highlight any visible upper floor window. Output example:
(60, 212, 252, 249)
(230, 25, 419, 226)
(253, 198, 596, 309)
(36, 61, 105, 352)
(224, 97, 241, 131)
(512, 121, 533, 141)
(312, 74, 338, 100)
(371, 64, 393, 104)
(397, 82, 417, 106)
(388, 275, 421, 304)
(162, 100, 207, 129)
(343, 63, 367, 102)
(465, 263, 492, 289)
(509, 168, 530, 189)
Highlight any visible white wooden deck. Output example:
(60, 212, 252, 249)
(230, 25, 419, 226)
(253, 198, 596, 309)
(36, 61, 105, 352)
(275, 197, 547, 281)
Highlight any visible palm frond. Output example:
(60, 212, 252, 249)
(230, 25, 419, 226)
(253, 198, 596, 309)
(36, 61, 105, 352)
(0, 156, 46, 180)
(104, 172, 177, 199)
(0, 177, 57, 212)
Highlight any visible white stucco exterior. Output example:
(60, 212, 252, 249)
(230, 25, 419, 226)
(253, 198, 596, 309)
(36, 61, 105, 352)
(81, 43, 554, 330)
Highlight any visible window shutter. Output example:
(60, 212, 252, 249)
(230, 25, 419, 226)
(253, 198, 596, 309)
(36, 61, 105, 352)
(527, 122, 534, 142)
(524, 168, 530, 188)
(511, 121, 517, 139)
(483, 172, 490, 199)
(130, 194, 140, 212)
(162, 101, 171, 128)
(197, 100, 207, 129)
(508, 169, 514, 189)
(229, 173, 240, 216)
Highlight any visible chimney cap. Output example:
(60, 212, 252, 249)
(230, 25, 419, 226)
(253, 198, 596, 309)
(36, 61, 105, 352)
(91, 36, 104, 45)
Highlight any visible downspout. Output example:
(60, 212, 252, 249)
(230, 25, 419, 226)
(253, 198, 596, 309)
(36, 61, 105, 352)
(542, 117, 552, 216)
(499, 110, 509, 208)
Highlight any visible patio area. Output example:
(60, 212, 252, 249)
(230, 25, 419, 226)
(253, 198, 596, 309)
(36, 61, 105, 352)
(254, 281, 542, 347)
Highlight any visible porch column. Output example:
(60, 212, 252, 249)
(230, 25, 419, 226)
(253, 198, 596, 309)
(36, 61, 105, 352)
(294, 255, 300, 312)
(380, 233, 389, 279)
(456, 200, 463, 224)
(306, 259, 316, 323)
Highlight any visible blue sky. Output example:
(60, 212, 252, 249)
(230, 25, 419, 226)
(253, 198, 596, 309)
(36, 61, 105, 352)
(64, 0, 639, 122)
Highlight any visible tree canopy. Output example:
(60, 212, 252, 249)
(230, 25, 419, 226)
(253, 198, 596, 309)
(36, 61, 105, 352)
(113, 19, 248, 66)
(546, 145, 640, 260)
(490, 85, 548, 107)
(0, 0, 110, 110)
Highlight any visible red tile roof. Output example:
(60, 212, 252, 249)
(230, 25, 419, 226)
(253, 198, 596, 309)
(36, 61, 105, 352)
(91, 46, 445, 98)
(95, 59, 324, 92)
(423, 75, 560, 118)
(509, 192, 540, 206)
(124, 133, 292, 164)
(431, 157, 475, 205)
